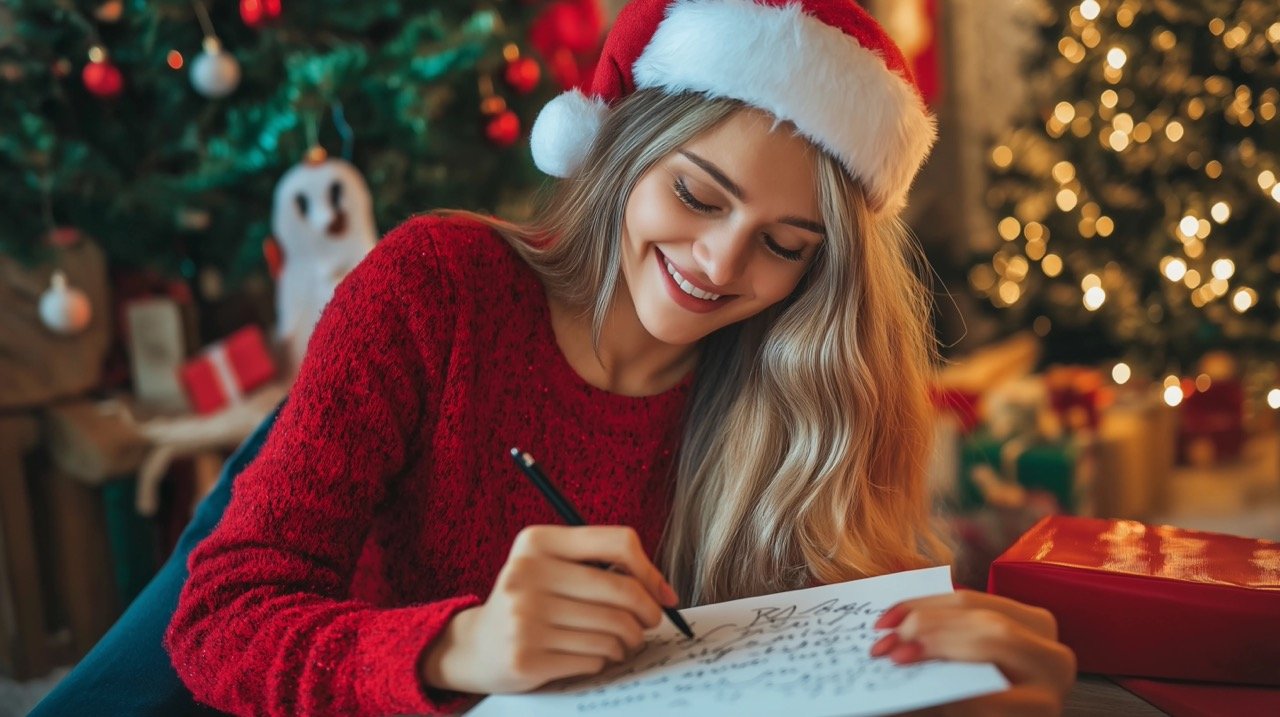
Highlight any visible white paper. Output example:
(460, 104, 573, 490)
(467, 566, 1009, 717)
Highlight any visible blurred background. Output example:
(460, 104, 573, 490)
(0, 0, 1276, 708)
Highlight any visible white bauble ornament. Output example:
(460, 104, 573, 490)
(270, 151, 378, 373)
(39, 271, 93, 335)
(190, 37, 241, 99)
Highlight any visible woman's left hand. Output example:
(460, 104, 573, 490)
(870, 590, 1077, 717)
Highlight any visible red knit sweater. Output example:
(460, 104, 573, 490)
(165, 215, 694, 716)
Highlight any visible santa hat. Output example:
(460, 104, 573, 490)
(529, 0, 936, 218)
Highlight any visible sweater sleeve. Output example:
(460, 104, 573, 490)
(165, 217, 483, 717)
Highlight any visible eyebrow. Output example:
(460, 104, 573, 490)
(677, 150, 827, 237)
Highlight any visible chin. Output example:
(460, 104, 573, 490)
(636, 303, 714, 346)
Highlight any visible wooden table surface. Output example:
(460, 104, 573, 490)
(1065, 675, 1167, 716)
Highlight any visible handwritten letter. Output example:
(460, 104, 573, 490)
(467, 566, 1008, 717)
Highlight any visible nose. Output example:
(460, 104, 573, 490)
(690, 226, 752, 289)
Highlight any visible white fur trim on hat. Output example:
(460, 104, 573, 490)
(530, 88, 610, 178)
(636, 0, 936, 215)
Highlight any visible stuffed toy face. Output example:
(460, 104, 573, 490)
(270, 158, 377, 259)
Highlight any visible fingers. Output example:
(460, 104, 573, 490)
(877, 591, 1058, 641)
(513, 525, 679, 608)
(878, 606, 1076, 696)
(541, 594, 649, 655)
(542, 558, 667, 629)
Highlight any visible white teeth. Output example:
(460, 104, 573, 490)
(663, 256, 721, 301)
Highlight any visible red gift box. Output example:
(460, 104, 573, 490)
(989, 515, 1280, 686)
(178, 325, 277, 414)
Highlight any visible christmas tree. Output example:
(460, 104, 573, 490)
(977, 0, 1279, 373)
(0, 0, 602, 285)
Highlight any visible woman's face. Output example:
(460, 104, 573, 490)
(620, 108, 826, 346)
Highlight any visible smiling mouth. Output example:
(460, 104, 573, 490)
(657, 249, 733, 302)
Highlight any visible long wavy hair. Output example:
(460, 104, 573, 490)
(431, 88, 952, 605)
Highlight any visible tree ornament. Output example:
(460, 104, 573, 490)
(504, 57, 541, 95)
(270, 153, 377, 373)
(240, 0, 282, 29)
(94, 0, 124, 23)
(82, 47, 123, 99)
(485, 110, 521, 147)
(190, 37, 241, 98)
(39, 271, 93, 335)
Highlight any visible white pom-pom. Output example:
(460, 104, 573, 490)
(530, 89, 609, 178)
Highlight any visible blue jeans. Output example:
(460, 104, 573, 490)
(30, 401, 284, 717)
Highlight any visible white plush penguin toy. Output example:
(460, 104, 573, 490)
(269, 151, 377, 375)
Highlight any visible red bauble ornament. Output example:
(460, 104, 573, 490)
(82, 59, 124, 98)
(485, 111, 521, 148)
(504, 57, 541, 95)
(240, 0, 282, 29)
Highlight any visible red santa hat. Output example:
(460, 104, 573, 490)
(529, 0, 937, 218)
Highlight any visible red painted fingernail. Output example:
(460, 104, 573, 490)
(875, 605, 908, 629)
(889, 641, 924, 664)
(869, 632, 899, 657)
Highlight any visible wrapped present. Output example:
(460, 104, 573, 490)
(1178, 377, 1245, 466)
(1044, 365, 1104, 433)
(958, 429, 1090, 514)
(989, 516, 1280, 686)
(1095, 389, 1177, 518)
(178, 325, 276, 414)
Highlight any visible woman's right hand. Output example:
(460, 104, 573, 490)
(419, 525, 681, 695)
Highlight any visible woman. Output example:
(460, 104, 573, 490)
(166, 1, 1075, 715)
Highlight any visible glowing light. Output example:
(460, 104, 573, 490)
(1113, 113, 1134, 133)
(1205, 160, 1223, 179)
(1272, 185, 1280, 203)
(1096, 216, 1114, 236)
(1211, 201, 1231, 223)
(998, 280, 1021, 304)
(1211, 258, 1235, 280)
(1232, 288, 1257, 312)
(1162, 257, 1187, 281)
(1178, 216, 1199, 237)
(1042, 254, 1063, 277)
(1100, 89, 1118, 108)
(1081, 273, 1102, 291)
(1052, 161, 1076, 183)
(1184, 269, 1202, 288)
(992, 145, 1013, 168)
(1026, 239, 1046, 261)
(1108, 131, 1130, 151)
(1024, 222, 1046, 241)
(1163, 375, 1181, 389)
(167, 51, 184, 70)
(1195, 374, 1212, 392)
(998, 217, 1021, 241)
(1054, 102, 1076, 124)
(1112, 362, 1131, 384)
(1258, 170, 1276, 190)
(1165, 121, 1184, 142)
(1184, 239, 1204, 259)
(1267, 388, 1280, 410)
(1163, 385, 1184, 407)
(1106, 47, 1127, 69)
(1006, 256, 1030, 281)
(1080, 0, 1100, 21)
(969, 265, 996, 292)
(1057, 188, 1079, 211)
(1132, 122, 1152, 142)
(1083, 286, 1106, 311)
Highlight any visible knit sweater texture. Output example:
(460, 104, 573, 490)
(165, 215, 693, 716)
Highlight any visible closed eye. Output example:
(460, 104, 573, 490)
(672, 178, 806, 262)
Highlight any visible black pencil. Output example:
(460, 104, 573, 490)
(508, 447, 695, 640)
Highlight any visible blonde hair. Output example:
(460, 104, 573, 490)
(432, 89, 952, 605)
